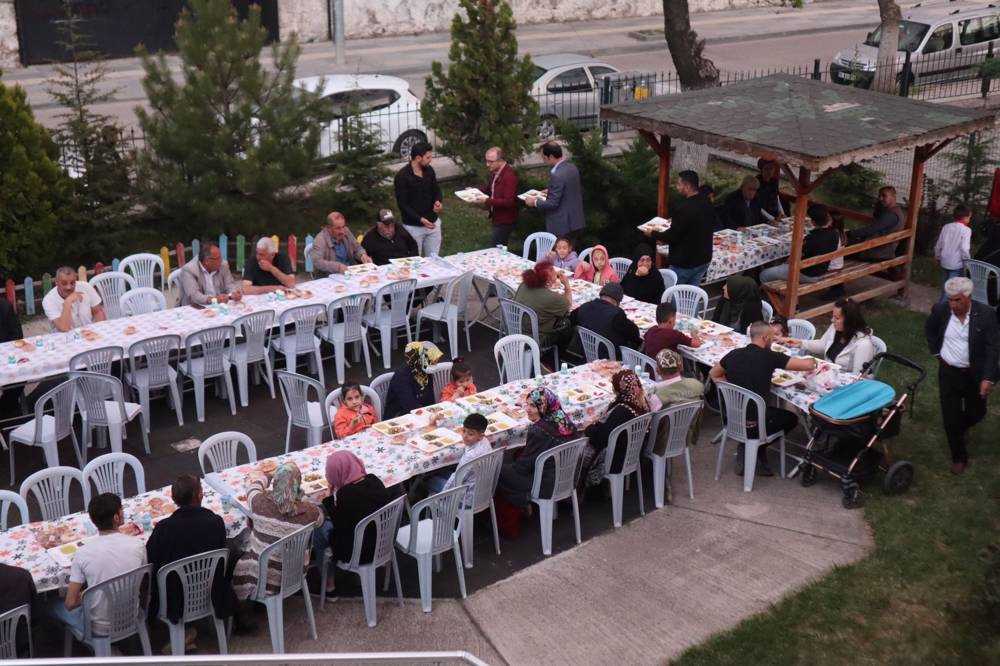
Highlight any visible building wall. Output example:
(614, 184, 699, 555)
(0, 0, 17, 70)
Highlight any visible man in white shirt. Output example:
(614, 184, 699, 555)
(934, 205, 972, 303)
(424, 412, 493, 495)
(42, 266, 106, 332)
(47, 493, 147, 639)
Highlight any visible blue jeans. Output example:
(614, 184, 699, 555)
(940, 267, 964, 303)
(759, 263, 820, 284)
(47, 598, 86, 638)
(425, 473, 449, 495)
(312, 519, 334, 564)
(672, 263, 710, 286)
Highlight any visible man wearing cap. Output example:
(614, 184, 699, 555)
(362, 209, 419, 265)
(570, 282, 642, 355)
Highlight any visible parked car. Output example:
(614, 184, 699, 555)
(830, 2, 1000, 89)
(530, 53, 621, 139)
(293, 74, 430, 160)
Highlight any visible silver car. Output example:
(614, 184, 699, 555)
(531, 53, 621, 139)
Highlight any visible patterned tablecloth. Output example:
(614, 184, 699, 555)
(0, 259, 460, 387)
(1, 480, 245, 593)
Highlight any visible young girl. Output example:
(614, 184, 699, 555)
(333, 383, 376, 438)
(573, 244, 618, 286)
(547, 236, 579, 272)
(440, 358, 477, 401)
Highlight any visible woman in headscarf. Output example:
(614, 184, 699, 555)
(711, 275, 764, 332)
(582, 369, 651, 486)
(383, 341, 443, 419)
(620, 243, 665, 305)
(573, 244, 619, 285)
(233, 463, 323, 601)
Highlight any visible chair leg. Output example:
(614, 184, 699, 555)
(107, 423, 124, 455)
(8, 443, 15, 487)
(263, 355, 276, 399)
(779, 435, 786, 479)
(193, 375, 206, 422)
(489, 501, 501, 555)
(684, 449, 695, 500)
(334, 339, 345, 385)
(92, 637, 111, 657)
(651, 456, 666, 509)
(460, 509, 474, 568)
(392, 553, 404, 607)
(138, 386, 151, 435)
(138, 413, 151, 455)
(214, 618, 228, 654)
(608, 475, 625, 528)
(319, 551, 330, 610)
(453, 538, 468, 599)
(360, 566, 378, 627)
(301, 580, 318, 640)
(416, 554, 433, 613)
(447, 317, 458, 359)
(537, 500, 554, 556)
(236, 362, 250, 408)
(137, 621, 152, 655)
(284, 421, 292, 455)
(169, 380, 184, 427)
(571, 491, 582, 544)
(265, 596, 284, 653)
(70, 430, 84, 469)
(360, 338, 373, 378)
(314, 349, 326, 387)
(223, 369, 237, 416)
(380, 325, 392, 369)
(743, 442, 758, 493)
(168, 622, 186, 656)
(715, 434, 727, 481)
(635, 468, 645, 516)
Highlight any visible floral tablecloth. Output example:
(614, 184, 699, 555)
(0, 259, 460, 388)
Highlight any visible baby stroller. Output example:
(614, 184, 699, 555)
(789, 352, 925, 509)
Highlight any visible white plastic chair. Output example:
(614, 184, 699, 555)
(19, 466, 84, 522)
(198, 431, 257, 474)
(868, 335, 888, 376)
(620, 347, 656, 378)
(659, 268, 678, 290)
(0, 490, 29, 531)
(167, 271, 184, 303)
(7, 378, 80, 486)
(454, 448, 504, 568)
(71, 371, 149, 463)
(494, 334, 542, 383)
(610, 257, 632, 281)
(321, 496, 406, 627)
(64, 563, 153, 657)
(427, 362, 452, 403)
(395, 485, 469, 613)
(120, 288, 167, 316)
(318, 294, 372, 385)
(370, 372, 394, 414)
(715, 381, 786, 492)
(323, 386, 382, 439)
(577, 247, 594, 264)
(363, 279, 417, 370)
(578, 326, 617, 362)
(90, 271, 137, 320)
(120, 253, 165, 292)
(522, 232, 557, 262)
(270, 304, 326, 387)
(416, 271, 475, 359)
(275, 371, 327, 453)
(0, 603, 31, 659)
(126, 334, 184, 433)
(69, 345, 124, 380)
(645, 401, 702, 507)
(761, 300, 774, 323)
(82, 452, 146, 505)
(602, 413, 652, 528)
(499, 298, 560, 369)
(180, 325, 237, 422)
(156, 549, 229, 656)
(966, 259, 1000, 304)
(787, 318, 816, 341)
(231, 310, 276, 408)
(663, 285, 709, 318)
(531, 438, 587, 556)
(252, 523, 318, 653)
(493, 278, 516, 305)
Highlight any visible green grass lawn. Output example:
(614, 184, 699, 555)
(675, 301, 1000, 664)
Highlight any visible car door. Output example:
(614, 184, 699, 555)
(545, 66, 597, 129)
(956, 15, 1000, 79)
(913, 21, 955, 82)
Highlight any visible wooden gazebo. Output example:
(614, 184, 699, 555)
(600, 74, 996, 319)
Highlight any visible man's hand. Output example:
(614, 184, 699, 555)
(361, 253, 374, 264)
(420, 217, 436, 230)
(259, 258, 274, 273)
(641, 228, 653, 237)
(981, 380, 994, 398)
(433, 200, 443, 214)
(65, 292, 84, 306)
(525, 196, 537, 208)
(229, 290, 243, 303)
(557, 272, 570, 287)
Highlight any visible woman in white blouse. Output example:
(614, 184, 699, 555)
(781, 298, 876, 373)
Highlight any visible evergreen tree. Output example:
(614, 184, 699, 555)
(136, 0, 332, 239)
(321, 110, 393, 223)
(943, 132, 995, 219)
(421, 0, 539, 175)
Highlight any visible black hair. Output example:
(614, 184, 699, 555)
(835, 298, 871, 341)
(768, 315, 789, 337)
(678, 170, 699, 189)
(541, 142, 563, 159)
(410, 141, 433, 160)
(954, 204, 971, 220)
(463, 413, 488, 432)
(656, 301, 677, 324)
(555, 236, 573, 249)
(341, 383, 363, 401)
(88, 493, 122, 531)
(807, 203, 832, 227)
(450, 358, 472, 381)
(172, 474, 201, 507)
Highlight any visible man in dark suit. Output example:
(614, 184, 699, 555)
(481, 146, 520, 246)
(643, 170, 715, 286)
(570, 282, 642, 357)
(924, 276, 999, 474)
(525, 142, 585, 242)
(849, 186, 904, 261)
(719, 176, 764, 230)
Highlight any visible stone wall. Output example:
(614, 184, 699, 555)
(278, 0, 329, 43)
(0, 0, 17, 70)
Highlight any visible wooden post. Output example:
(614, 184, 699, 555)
(657, 134, 671, 219)
(901, 144, 928, 302)
(784, 166, 812, 318)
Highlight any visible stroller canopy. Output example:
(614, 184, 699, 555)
(812, 379, 896, 421)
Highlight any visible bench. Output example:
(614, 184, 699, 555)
(763, 255, 910, 316)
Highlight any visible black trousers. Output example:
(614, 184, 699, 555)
(938, 361, 988, 463)
(747, 406, 799, 442)
(491, 224, 515, 247)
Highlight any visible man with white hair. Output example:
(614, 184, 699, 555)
(242, 236, 296, 290)
(924, 276, 998, 474)
(43, 266, 106, 331)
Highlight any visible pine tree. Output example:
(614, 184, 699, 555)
(421, 0, 539, 174)
(943, 132, 995, 218)
(136, 0, 332, 240)
(322, 110, 393, 223)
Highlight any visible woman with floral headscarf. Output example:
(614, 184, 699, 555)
(582, 369, 651, 486)
(383, 341, 443, 419)
(233, 463, 323, 601)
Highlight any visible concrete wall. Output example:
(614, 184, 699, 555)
(279, 0, 329, 43)
(0, 0, 17, 70)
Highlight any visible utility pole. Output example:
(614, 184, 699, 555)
(328, 0, 345, 64)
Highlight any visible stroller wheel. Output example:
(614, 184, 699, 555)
(841, 483, 864, 510)
(800, 465, 817, 487)
(883, 460, 915, 495)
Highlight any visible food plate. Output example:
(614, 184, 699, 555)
(47, 537, 99, 568)
(411, 428, 463, 453)
(389, 257, 422, 268)
(517, 189, 546, 202)
(455, 187, 488, 203)
(695, 320, 733, 336)
(771, 369, 801, 387)
(11, 339, 28, 349)
(345, 263, 379, 275)
(258, 459, 278, 475)
(80, 329, 101, 341)
(484, 411, 519, 435)
(300, 472, 329, 495)
(562, 386, 608, 404)
(373, 415, 422, 436)
(413, 402, 466, 420)
(33, 522, 86, 550)
(637, 216, 671, 233)
(460, 392, 504, 408)
(771, 342, 791, 354)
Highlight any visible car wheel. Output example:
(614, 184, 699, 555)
(537, 115, 558, 141)
(394, 130, 428, 161)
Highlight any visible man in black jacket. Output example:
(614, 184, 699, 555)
(719, 176, 764, 230)
(393, 141, 443, 257)
(570, 282, 642, 357)
(643, 170, 715, 286)
(759, 203, 840, 284)
(924, 276, 999, 474)
(362, 209, 419, 265)
(849, 186, 903, 261)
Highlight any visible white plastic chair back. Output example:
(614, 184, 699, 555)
(716, 381, 768, 443)
(663, 285, 709, 318)
(254, 524, 314, 602)
(233, 310, 274, 363)
(80, 563, 153, 645)
(33, 378, 77, 445)
(184, 325, 235, 378)
(604, 413, 653, 477)
(404, 485, 469, 556)
(493, 334, 541, 383)
(276, 370, 326, 429)
(70, 345, 124, 378)
(0, 604, 31, 659)
(493, 278, 516, 303)
(966, 259, 999, 304)
(871, 335, 887, 356)
(610, 257, 632, 281)
(371, 279, 417, 329)
(19, 466, 83, 521)
(427, 362, 452, 403)
(121, 288, 166, 316)
(761, 300, 774, 323)
(326, 294, 370, 344)
(0, 490, 29, 531)
(167, 270, 183, 296)
(198, 432, 257, 474)
(156, 549, 228, 624)
(453, 448, 504, 512)
(787, 318, 816, 340)
(120, 253, 165, 291)
(277, 304, 325, 356)
(70, 371, 128, 428)
(343, 496, 405, 568)
(499, 298, 540, 340)
(577, 247, 594, 264)
(646, 401, 702, 458)
(620, 347, 656, 377)
(522, 232, 556, 262)
(531, 438, 587, 503)
(82, 452, 146, 504)
(323, 386, 382, 433)
(90, 271, 137, 320)
(578, 327, 616, 362)
(370, 373, 394, 413)
(659, 268, 678, 291)
(128, 334, 181, 388)
(451, 271, 475, 320)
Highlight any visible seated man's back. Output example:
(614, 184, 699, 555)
(72, 529, 147, 633)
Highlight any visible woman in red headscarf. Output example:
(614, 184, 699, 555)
(514, 260, 574, 349)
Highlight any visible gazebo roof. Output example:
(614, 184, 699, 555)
(600, 73, 996, 171)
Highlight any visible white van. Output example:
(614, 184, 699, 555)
(831, 3, 1000, 88)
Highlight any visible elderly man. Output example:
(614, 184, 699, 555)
(849, 185, 904, 261)
(924, 276, 999, 474)
(242, 237, 295, 290)
(178, 242, 243, 306)
(43, 266, 106, 332)
(310, 211, 372, 276)
(720, 175, 763, 230)
(362, 209, 418, 265)
(481, 146, 519, 246)
(525, 142, 584, 242)
(394, 141, 444, 257)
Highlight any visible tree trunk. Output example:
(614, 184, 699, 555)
(662, 0, 720, 91)
(874, 0, 902, 93)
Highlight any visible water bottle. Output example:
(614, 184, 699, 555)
(560, 362, 569, 374)
(221, 495, 232, 513)
(6, 355, 15, 366)
(140, 513, 153, 532)
(634, 364, 642, 376)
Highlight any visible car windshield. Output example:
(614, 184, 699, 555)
(531, 65, 547, 82)
(863, 20, 930, 52)
(322, 89, 398, 117)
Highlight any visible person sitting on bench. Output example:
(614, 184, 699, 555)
(759, 203, 840, 284)
(847, 186, 903, 262)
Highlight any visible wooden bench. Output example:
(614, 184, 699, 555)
(763, 256, 910, 318)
